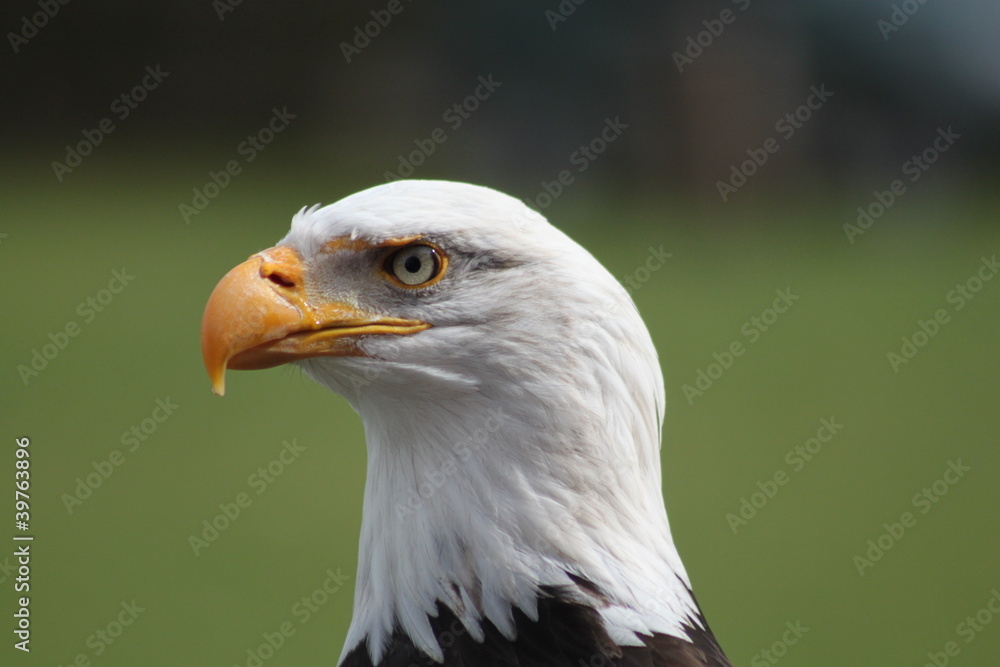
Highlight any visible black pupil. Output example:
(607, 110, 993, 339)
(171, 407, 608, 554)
(404, 255, 422, 274)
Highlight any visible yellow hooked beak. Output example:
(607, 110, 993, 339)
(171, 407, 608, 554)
(200, 245, 429, 396)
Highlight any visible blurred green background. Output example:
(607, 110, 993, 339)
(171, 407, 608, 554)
(3, 2, 1000, 666)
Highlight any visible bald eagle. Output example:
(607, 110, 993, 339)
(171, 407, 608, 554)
(202, 181, 732, 667)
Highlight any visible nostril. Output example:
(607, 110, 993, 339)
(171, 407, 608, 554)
(264, 270, 295, 288)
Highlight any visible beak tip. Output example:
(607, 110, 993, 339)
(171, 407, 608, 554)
(209, 371, 227, 397)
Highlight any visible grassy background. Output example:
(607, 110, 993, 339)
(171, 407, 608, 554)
(2, 159, 999, 666)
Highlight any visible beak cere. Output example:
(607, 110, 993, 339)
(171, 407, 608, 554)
(200, 245, 429, 396)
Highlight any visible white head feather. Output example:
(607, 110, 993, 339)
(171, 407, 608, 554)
(276, 180, 702, 664)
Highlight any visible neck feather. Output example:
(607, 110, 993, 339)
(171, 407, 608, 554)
(338, 380, 702, 665)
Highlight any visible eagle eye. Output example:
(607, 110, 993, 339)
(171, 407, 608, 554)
(386, 244, 444, 287)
